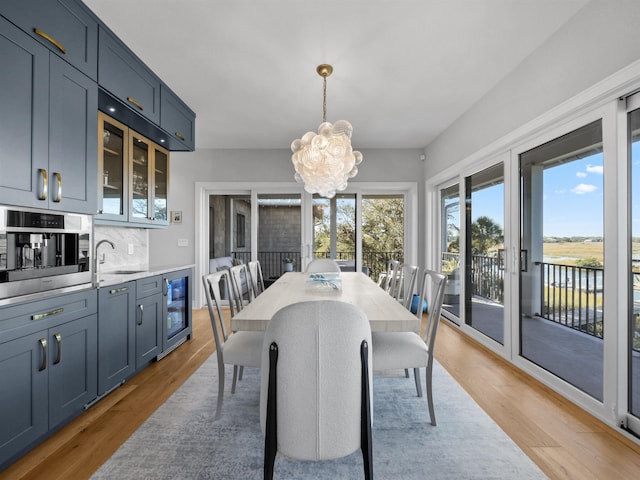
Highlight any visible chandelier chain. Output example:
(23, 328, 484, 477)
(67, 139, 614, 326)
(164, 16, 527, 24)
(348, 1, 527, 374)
(322, 75, 327, 123)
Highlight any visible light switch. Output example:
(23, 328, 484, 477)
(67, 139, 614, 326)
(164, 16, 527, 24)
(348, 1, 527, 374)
(178, 238, 189, 247)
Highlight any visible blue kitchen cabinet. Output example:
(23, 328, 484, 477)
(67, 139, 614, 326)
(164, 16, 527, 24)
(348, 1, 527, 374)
(0, 0, 98, 80)
(0, 16, 49, 210)
(0, 15, 97, 214)
(97, 282, 136, 395)
(0, 289, 98, 469)
(135, 277, 163, 370)
(98, 26, 161, 126)
(161, 84, 196, 151)
(49, 54, 98, 214)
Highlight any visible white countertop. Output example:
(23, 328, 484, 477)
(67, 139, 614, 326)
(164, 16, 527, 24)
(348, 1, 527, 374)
(98, 264, 195, 287)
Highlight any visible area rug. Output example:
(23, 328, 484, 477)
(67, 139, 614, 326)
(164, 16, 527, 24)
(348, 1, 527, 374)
(91, 356, 547, 479)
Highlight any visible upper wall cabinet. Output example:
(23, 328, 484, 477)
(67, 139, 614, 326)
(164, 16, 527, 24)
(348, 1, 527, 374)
(98, 27, 161, 126)
(161, 85, 195, 151)
(1, 0, 98, 80)
(0, 16, 97, 214)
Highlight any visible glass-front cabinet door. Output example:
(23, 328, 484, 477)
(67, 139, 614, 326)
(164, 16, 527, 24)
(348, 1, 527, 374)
(129, 134, 169, 226)
(130, 134, 150, 223)
(153, 146, 169, 224)
(98, 112, 128, 220)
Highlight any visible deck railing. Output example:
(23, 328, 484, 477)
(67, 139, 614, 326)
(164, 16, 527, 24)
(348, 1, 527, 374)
(231, 251, 402, 282)
(440, 253, 605, 340)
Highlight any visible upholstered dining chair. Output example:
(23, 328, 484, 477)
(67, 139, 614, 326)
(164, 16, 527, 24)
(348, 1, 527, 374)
(202, 271, 263, 421)
(260, 301, 373, 480)
(305, 258, 341, 273)
(247, 260, 265, 296)
(371, 269, 447, 426)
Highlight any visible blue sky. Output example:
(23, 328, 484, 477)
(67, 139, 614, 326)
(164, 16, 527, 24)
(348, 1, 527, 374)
(452, 151, 607, 238)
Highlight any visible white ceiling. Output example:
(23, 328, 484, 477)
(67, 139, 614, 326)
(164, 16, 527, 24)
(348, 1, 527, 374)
(83, 0, 589, 150)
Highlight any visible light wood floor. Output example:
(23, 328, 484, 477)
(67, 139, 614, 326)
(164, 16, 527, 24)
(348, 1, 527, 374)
(2, 308, 640, 479)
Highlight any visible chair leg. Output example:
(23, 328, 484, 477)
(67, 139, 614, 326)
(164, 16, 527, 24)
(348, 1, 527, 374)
(214, 359, 225, 421)
(413, 368, 423, 397)
(238, 365, 244, 380)
(231, 365, 239, 394)
(404, 368, 410, 378)
(425, 362, 436, 426)
(264, 342, 279, 480)
(360, 340, 373, 480)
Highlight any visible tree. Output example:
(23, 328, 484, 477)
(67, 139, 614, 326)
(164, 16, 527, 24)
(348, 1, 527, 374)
(471, 216, 503, 254)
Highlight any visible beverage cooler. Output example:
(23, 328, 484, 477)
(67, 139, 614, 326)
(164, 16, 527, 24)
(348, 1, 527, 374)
(162, 268, 192, 354)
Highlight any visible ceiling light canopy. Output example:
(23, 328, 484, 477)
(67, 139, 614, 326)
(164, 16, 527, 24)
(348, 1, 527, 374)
(291, 64, 363, 199)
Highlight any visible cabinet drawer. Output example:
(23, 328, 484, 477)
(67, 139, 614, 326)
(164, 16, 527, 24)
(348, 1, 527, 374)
(137, 275, 163, 299)
(0, 289, 98, 342)
(160, 84, 195, 151)
(1, 0, 98, 80)
(98, 27, 160, 125)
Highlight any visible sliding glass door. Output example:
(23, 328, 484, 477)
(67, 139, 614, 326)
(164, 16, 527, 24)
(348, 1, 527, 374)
(440, 184, 461, 321)
(519, 120, 604, 401)
(464, 164, 505, 344)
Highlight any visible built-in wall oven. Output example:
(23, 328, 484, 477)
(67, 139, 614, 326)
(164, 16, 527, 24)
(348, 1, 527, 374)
(0, 206, 92, 302)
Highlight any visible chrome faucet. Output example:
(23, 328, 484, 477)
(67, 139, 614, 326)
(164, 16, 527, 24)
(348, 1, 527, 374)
(95, 239, 115, 283)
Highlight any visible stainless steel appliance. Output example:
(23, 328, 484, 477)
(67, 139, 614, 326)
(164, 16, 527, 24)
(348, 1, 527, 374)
(0, 206, 92, 301)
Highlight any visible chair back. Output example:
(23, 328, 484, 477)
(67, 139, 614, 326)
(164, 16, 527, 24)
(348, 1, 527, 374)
(305, 258, 341, 273)
(416, 269, 447, 353)
(229, 263, 254, 309)
(248, 260, 265, 296)
(384, 259, 401, 293)
(391, 264, 419, 309)
(260, 300, 372, 463)
(202, 272, 232, 365)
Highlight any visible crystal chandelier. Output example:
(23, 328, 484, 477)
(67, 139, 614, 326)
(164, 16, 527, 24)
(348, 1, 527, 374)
(291, 64, 363, 198)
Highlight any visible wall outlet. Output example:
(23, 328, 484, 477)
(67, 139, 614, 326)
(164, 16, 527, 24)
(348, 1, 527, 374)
(128, 243, 134, 255)
(178, 238, 189, 247)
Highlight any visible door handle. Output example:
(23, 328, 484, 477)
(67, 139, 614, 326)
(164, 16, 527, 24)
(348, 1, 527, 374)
(33, 28, 66, 54)
(39, 338, 47, 371)
(54, 333, 61, 364)
(53, 172, 62, 202)
(127, 97, 144, 111)
(37, 168, 48, 200)
(138, 304, 144, 326)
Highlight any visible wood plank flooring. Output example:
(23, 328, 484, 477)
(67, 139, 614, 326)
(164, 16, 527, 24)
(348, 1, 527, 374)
(2, 308, 640, 479)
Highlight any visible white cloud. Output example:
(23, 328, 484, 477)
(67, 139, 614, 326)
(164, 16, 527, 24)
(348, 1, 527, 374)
(576, 171, 587, 178)
(572, 183, 597, 195)
(586, 164, 603, 174)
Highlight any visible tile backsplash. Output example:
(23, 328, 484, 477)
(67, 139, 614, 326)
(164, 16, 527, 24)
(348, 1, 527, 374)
(94, 225, 149, 272)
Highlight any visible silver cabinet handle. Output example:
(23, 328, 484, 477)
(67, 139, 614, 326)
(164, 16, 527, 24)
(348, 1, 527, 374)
(54, 333, 61, 364)
(39, 338, 47, 371)
(32, 307, 63, 321)
(138, 304, 144, 326)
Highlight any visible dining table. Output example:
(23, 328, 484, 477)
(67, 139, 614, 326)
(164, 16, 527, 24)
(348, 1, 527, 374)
(231, 271, 420, 333)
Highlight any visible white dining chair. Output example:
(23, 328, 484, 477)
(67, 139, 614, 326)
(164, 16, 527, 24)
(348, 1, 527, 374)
(202, 271, 263, 420)
(305, 258, 341, 273)
(381, 259, 400, 293)
(371, 269, 447, 425)
(261, 300, 373, 479)
(229, 263, 254, 308)
(391, 263, 419, 309)
(248, 260, 265, 296)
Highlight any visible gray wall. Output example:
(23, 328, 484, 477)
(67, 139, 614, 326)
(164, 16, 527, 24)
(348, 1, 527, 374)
(424, 0, 640, 176)
(149, 148, 424, 266)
